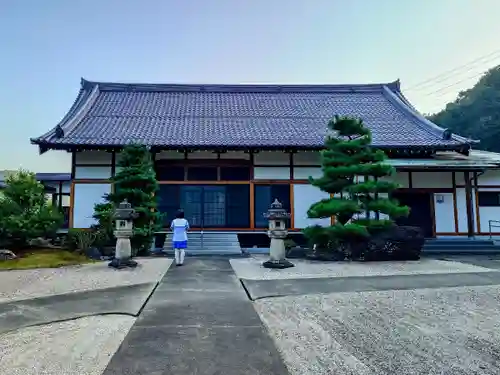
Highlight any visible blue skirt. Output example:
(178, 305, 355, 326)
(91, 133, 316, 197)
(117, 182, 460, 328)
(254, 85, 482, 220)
(173, 240, 188, 249)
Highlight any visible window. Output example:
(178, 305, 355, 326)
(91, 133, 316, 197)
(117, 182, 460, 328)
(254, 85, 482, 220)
(157, 185, 181, 226)
(254, 184, 290, 227)
(220, 166, 251, 181)
(156, 166, 185, 181)
(226, 185, 250, 227)
(478, 192, 500, 207)
(187, 167, 218, 181)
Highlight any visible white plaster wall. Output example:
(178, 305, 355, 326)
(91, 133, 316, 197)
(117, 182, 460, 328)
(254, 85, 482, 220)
(74, 166, 112, 179)
(293, 151, 321, 165)
(293, 167, 322, 180)
(411, 171, 452, 188)
(187, 151, 218, 159)
(73, 183, 111, 228)
(254, 151, 289, 165)
(293, 184, 330, 228)
(253, 167, 290, 180)
(220, 151, 250, 160)
(434, 193, 455, 233)
(75, 151, 112, 165)
(477, 170, 500, 186)
(455, 188, 478, 233)
(478, 206, 500, 233)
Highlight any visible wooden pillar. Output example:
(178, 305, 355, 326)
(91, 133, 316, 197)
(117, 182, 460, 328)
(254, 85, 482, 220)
(58, 181, 63, 208)
(464, 171, 475, 238)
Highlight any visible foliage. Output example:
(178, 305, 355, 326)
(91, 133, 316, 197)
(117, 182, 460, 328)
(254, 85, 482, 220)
(429, 65, 500, 152)
(304, 116, 408, 252)
(0, 249, 92, 270)
(91, 202, 115, 248)
(99, 144, 162, 255)
(0, 170, 63, 249)
(64, 228, 98, 252)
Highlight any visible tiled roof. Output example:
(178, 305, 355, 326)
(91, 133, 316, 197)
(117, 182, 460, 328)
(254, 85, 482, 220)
(31, 79, 473, 152)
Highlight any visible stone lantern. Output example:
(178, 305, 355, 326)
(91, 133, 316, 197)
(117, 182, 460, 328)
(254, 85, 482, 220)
(109, 199, 139, 269)
(262, 199, 294, 269)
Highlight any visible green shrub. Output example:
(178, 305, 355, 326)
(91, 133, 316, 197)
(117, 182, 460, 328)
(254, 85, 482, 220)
(63, 229, 97, 252)
(0, 170, 63, 249)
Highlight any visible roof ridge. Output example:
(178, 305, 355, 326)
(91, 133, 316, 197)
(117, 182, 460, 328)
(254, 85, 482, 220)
(382, 87, 476, 144)
(80, 78, 401, 94)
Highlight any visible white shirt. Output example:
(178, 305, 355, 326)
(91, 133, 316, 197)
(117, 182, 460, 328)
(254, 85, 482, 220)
(170, 218, 190, 242)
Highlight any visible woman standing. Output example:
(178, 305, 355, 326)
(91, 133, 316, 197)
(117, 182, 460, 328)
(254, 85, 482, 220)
(170, 210, 190, 266)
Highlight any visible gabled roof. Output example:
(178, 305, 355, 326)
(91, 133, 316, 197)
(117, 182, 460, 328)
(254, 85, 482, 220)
(31, 78, 474, 153)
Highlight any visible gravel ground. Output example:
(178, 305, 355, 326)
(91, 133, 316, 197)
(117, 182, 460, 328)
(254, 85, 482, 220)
(0, 258, 173, 303)
(254, 285, 500, 375)
(0, 315, 135, 375)
(230, 256, 495, 280)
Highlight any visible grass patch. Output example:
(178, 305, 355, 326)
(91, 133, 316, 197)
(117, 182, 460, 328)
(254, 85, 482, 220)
(0, 248, 95, 270)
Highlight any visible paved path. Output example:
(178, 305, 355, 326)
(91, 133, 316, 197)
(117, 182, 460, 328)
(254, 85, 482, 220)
(0, 283, 156, 334)
(102, 258, 290, 375)
(241, 270, 500, 300)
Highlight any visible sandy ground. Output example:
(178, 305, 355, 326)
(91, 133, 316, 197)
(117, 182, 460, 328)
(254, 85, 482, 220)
(0, 258, 173, 303)
(0, 315, 135, 375)
(230, 256, 496, 280)
(254, 285, 500, 375)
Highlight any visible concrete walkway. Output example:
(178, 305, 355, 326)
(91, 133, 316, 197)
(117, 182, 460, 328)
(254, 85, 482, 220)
(102, 258, 289, 375)
(0, 283, 156, 334)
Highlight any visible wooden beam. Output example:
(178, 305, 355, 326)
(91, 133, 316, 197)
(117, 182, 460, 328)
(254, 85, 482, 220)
(452, 172, 459, 234)
(250, 182, 255, 229)
(69, 182, 75, 229)
(464, 171, 475, 238)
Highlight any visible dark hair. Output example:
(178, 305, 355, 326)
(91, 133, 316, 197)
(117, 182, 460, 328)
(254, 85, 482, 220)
(175, 209, 185, 219)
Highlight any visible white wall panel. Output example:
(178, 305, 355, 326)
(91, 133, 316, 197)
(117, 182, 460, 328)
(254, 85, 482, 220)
(254, 151, 290, 165)
(293, 151, 321, 165)
(434, 193, 455, 233)
(75, 151, 112, 165)
(478, 206, 500, 233)
(293, 167, 322, 180)
(187, 151, 218, 159)
(75, 166, 112, 179)
(293, 184, 330, 228)
(253, 167, 290, 180)
(220, 151, 250, 160)
(455, 188, 478, 233)
(477, 170, 500, 186)
(73, 183, 111, 228)
(411, 172, 452, 188)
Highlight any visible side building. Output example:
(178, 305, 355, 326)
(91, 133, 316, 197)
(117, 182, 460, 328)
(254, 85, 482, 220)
(31, 79, 500, 238)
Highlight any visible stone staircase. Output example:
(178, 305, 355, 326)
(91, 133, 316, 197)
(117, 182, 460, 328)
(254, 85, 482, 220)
(161, 232, 242, 256)
(423, 238, 500, 255)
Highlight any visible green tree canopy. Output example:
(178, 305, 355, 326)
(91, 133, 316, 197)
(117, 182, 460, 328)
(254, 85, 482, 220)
(100, 144, 162, 255)
(429, 65, 500, 152)
(304, 116, 408, 249)
(0, 170, 63, 248)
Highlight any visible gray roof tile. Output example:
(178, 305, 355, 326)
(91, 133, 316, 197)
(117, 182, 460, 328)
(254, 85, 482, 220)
(31, 79, 472, 151)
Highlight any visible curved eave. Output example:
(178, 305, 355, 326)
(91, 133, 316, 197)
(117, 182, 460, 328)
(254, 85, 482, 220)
(32, 142, 471, 156)
(384, 87, 479, 145)
(31, 79, 100, 150)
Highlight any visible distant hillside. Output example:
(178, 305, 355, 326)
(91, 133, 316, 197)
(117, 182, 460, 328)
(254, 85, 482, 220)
(429, 65, 500, 152)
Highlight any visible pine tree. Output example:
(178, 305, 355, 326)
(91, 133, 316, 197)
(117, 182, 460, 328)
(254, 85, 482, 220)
(304, 116, 408, 251)
(103, 144, 161, 255)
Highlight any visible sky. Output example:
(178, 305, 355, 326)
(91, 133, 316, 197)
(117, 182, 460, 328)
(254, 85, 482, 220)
(1, 0, 500, 173)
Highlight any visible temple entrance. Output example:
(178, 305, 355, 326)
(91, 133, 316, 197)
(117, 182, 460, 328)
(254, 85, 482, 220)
(182, 186, 226, 227)
(157, 184, 250, 228)
(392, 191, 434, 238)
